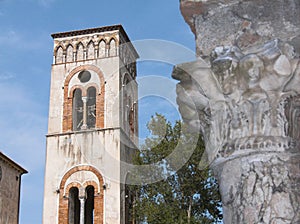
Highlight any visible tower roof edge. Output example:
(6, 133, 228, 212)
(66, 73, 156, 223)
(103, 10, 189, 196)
(51, 24, 139, 58)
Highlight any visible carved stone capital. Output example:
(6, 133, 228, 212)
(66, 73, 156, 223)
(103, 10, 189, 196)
(173, 40, 300, 163)
(173, 39, 300, 223)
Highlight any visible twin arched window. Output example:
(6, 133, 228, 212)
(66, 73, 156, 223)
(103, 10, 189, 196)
(72, 70, 97, 131)
(63, 67, 105, 132)
(73, 86, 96, 131)
(68, 186, 95, 224)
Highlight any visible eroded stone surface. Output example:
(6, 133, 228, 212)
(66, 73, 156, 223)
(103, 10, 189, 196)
(180, 0, 300, 57)
(174, 40, 300, 158)
(214, 153, 300, 223)
(174, 1, 300, 222)
(173, 39, 300, 223)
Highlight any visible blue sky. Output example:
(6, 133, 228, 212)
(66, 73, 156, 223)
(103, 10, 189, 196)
(0, 0, 195, 223)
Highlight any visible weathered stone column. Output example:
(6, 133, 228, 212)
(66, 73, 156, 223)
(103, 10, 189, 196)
(81, 96, 88, 130)
(79, 187, 86, 224)
(173, 1, 300, 223)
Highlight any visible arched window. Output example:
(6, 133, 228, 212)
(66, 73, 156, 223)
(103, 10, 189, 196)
(87, 87, 96, 129)
(58, 165, 104, 224)
(84, 186, 95, 224)
(56, 46, 64, 64)
(98, 40, 106, 58)
(77, 43, 84, 61)
(109, 39, 116, 57)
(73, 89, 83, 131)
(129, 102, 135, 135)
(68, 187, 80, 224)
(87, 41, 94, 60)
(66, 45, 74, 63)
(63, 65, 105, 132)
(122, 76, 135, 137)
(72, 78, 97, 131)
(123, 91, 128, 131)
(127, 96, 132, 131)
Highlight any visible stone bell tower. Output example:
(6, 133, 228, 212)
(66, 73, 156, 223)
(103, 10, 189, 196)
(43, 25, 138, 224)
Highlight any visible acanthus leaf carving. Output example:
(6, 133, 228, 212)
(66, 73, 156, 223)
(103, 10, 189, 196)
(172, 39, 300, 161)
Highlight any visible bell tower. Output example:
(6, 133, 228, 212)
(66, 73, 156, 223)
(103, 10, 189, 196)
(43, 25, 138, 224)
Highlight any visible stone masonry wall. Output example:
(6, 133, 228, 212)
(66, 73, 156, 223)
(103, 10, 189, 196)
(0, 159, 22, 224)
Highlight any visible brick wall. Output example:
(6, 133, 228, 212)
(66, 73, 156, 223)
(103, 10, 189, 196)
(58, 165, 104, 224)
(63, 65, 105, 132)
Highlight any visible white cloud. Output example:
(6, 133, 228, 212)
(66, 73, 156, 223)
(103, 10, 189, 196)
(0, 72, 15, 81)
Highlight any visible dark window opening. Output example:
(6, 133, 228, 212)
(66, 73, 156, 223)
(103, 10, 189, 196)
(123, 91, 128, 126)
(84, 186, 95, 224)
(125, 184, 134, 224)
(69, 187, 80, 224)
(78, 70, 91, 83)
(73, 89, 83, 131)
(87, 87, 96, 129)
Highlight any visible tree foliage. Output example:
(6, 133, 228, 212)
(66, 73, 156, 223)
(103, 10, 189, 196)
(130, 114, 222, 224)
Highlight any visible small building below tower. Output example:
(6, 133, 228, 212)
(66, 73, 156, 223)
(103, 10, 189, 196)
(0, 152, 27, 224)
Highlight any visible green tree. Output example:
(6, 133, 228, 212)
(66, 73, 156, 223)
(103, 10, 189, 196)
(130, 114, 222, 224)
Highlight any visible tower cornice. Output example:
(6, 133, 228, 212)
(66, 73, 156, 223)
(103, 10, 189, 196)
(51, 24, 139, 58)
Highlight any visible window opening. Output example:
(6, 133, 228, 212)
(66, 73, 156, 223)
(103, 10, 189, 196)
(125, 184, 134, 224)
(56, 47, 64, 64)
(66, 45, 74, 63)
(99, 40, 106, 58)
(69, 187, 80, 224)
(78, 71, 91, 83)
(109, 39, 116, 57)
(87, 42, 95, 60)
(87, 87, 96, 129)
(84, 186, 95, 224)
(77, 44, 84, 61)
(73, 89, 83, 131)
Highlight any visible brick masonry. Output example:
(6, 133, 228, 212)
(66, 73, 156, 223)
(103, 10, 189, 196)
(63, 64, 105, 132)
(58, 165, 104, 224)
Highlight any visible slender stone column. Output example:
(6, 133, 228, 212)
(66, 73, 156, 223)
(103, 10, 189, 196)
(81, 97, 88, 130)
(79, 197, 85, 224)
(79, 187, 86, 224)
(173, 1, 300, 223)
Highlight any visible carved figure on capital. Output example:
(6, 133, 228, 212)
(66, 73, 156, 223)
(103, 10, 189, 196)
(173, 39, 300, 158)
(238, 54, 270, 136)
